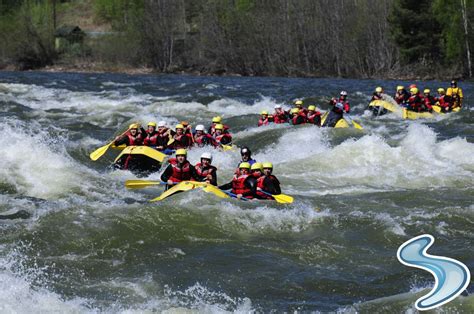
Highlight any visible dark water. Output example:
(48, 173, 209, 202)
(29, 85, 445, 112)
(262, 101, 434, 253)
(0, 71, 473, 312)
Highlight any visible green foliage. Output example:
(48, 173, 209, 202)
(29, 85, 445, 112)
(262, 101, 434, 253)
(389, 0, 443, 63)
(432, 0, 464, 62)
(93, 0, 143, 31)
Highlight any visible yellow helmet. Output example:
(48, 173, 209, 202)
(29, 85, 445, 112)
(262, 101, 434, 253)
(175, 148, 187, 156)
(290, 108, 299, 114)
(397, 85, 404, 91)
(410, 87, 418, 94)
(214, 123, 224, 130)
(129, 123, 139, 129)
(147, 122, 157, 128)
(437, 88, 445, 94)
(294, 100, 303, 106)
(308, 105, 316, 111)
(251, 162, 263, 171)
(261, 110, 268, 115)
(262, 162, 273, 169)
(423, 89, 430, 94)
(212, 116, 222, 123)
(239, 162, 251, 169)
(375, 86, 383, 93)
(175, 124, 184, 129)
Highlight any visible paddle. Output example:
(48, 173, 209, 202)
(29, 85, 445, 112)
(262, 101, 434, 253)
(221, 143, 236, 151)
(90, 129, 129, 161)
(345, 114, 363, 129)
(257, 189, 294, 204)
(150, 181, 197, 202)
(125, 180, 167, 189)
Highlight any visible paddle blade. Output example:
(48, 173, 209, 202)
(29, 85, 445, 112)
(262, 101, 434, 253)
(351, 120, 363, 130)
(125, 180, 163, 189)
(89, 142, 113, 161)
(201, 184, 230, 198)
(272, 193, 294, 204)
(149, 181, 197, 202)
(221, 144, 235, 151)
(432, 105, 442, 113)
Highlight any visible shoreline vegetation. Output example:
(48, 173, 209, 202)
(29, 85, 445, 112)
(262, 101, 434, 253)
(1, 0, 473, 81)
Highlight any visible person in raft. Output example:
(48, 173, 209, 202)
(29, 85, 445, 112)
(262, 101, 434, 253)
(219, 162, 258, 199)
(255, 162, 281, 200)
(160, 149, 197, 189)
(194, 152, 218, 186)
(114, 123, 145, 146)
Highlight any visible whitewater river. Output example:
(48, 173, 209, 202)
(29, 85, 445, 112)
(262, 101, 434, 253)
(0, 71, 472, 312)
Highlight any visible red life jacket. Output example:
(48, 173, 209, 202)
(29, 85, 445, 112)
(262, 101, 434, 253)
(423, 95, 435, 111)
(168, 158, 193, 182)
(256, 176, 273, 200)
(231, 174, 252, 198)
(331, 97, 350, 113)
(307, 112, 321, 125)
(195, 162, 216, 180)
(126, 132, 143, 146)
(258, 117, 269, 126)
(437, 95, 448, 108)
(215, 133, 232, 144)
(144, 131, 159, 146)
(291, 113, 306, 125)
(194, 134, 208, 146)
(408, 95, 423, 111)
(273, 111, 288, 124)
(173, 133, 190, 149)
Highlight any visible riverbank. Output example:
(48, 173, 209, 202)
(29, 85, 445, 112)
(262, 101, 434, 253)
(1, 62, 464, 81)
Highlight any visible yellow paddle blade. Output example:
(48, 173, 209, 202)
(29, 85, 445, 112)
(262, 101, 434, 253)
(402, 108, 408, 119)
(432, 105, 442, 113)
(89, 142, 113, 161)
(221, 144, 236, 151)
(200, 184, 230, 198)
(149, 181, 197, 202)
(351, 120, 363, 130)
(272, 193, 294, 204)
(125, 180, 162, 189)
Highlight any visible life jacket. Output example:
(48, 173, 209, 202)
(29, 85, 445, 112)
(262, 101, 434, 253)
(331, 98, 350, 113)
(194, 133, 210, 147)
(258, 117, 269, 126)
(231, 174, 252, 198)
(126, 132, 143, 146)
(256, 176, 273, 200)
(291, 113, 306, 125)
(173, 133, 190, 149)
(423, 95, 436, 111)
(195, 162, 216, 181)
(436, 95, 448, 108)
(371, 93, 383, 101)
(215, 133, 232, 144)
(408, 94, 423, 111)
(395, 90, 409, 104)
(143, 131, 159, 146)
(168, 158, 193, 182)
(307, 111, 321, 125)
(273, 111, 288, 124)
(446, 87, 463, 107)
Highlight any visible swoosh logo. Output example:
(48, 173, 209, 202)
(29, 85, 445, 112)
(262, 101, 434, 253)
(397, 234, 471, 311)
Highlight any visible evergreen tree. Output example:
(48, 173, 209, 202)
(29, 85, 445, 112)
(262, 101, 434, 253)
(389, 0, 443, 63)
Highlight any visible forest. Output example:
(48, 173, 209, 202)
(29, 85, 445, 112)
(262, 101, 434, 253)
(0, 0, 473, 79)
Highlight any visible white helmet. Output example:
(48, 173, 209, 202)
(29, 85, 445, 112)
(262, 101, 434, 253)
(201, 152, 212, 162)
(157, 121, 166, 127)
(195, 124, 205, 131)
(274, 104, 282, 109)
(340, 91, 348, 96)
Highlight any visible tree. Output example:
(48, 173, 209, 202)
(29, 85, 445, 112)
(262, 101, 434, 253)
(389, 0, 442, 64)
